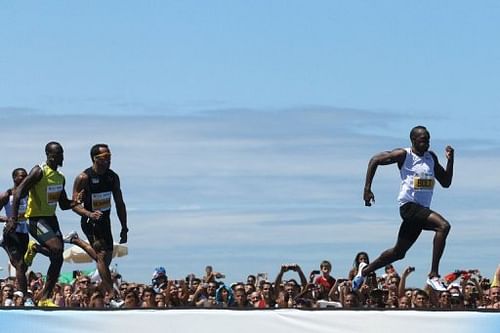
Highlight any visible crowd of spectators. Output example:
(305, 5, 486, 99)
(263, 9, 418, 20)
(1, 256, 499, 310)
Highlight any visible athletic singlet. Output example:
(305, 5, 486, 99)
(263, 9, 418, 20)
(3, 193, 29, 233)
(81, 167, 117, 223)
(25, 163, 65, 217)
(397, 148, 435, 208)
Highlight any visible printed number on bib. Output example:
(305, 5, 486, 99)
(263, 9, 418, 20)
(47, 185, 63, 206)
(92, 192, 112, 211)
(413, 174, 434, 191)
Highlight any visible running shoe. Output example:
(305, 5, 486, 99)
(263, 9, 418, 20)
(352, 262, 368, 291)
(426, 276, 447, 291)
(38, 298, 59, 307)
(24, 240, 37, 267)
(63, 230, 79, 244)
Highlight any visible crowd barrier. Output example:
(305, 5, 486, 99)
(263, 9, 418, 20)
(1, 308, 499, 333)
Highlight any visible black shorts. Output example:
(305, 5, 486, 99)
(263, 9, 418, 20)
(28, 216, 62, 244)
(398, 202, 433, 241)
(81, 218, 113, 252)
(2, 231, 29, 264)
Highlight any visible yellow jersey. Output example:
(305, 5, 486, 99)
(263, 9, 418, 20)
(25, 163, 65, 217)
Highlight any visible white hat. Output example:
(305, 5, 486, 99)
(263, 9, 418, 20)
(13, 291, 24, 298)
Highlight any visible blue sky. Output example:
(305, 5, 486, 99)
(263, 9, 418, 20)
(1, 1, 499, 287)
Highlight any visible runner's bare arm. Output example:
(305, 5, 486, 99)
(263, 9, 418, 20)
(112, 174, 128, 243)
(58, 181, 84, 211)
(71, 172, 102, 220)
(363, 148, 406, 206)
(431, 146, 454, 188)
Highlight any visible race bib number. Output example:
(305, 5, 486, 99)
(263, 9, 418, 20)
(413, 174, 435, 191)
(47, 185, 63, 206)
(92, 192, 112, 211)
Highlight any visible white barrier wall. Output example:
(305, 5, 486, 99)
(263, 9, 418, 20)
(1, 309, 499, 333)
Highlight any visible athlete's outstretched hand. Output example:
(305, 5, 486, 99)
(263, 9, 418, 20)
(364, 188, 375, 207)
(119, 227, 128, 244)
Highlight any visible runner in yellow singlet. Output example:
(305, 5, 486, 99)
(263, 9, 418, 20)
(7, 142, 84, 307)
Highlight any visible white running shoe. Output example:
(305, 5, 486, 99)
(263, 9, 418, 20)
(63, 231, 79, 244)
(426, 276, 446, 291)
(352, 262, 368, 291)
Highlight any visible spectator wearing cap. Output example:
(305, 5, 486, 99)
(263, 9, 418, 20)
(13, 291, 24, 307)
(152, 267, 167, 293)
(445, 284, 464, 309)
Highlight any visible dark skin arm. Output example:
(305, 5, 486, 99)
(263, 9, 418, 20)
(430, 146, 454, 188)
(364, 145, 454, 206)
(58, 183, 82, 211)
(274, 265, 287, 300)
(72, 173, 103, 220)
(0, 190, 11, 222)
(294, 265, 308, 290)
(7, 165, 82, 233)
(72, 172, 128, 243)
(112, 174, 128, 244)
(363, 148, 407, 206)
(7, 166, 43, 233)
